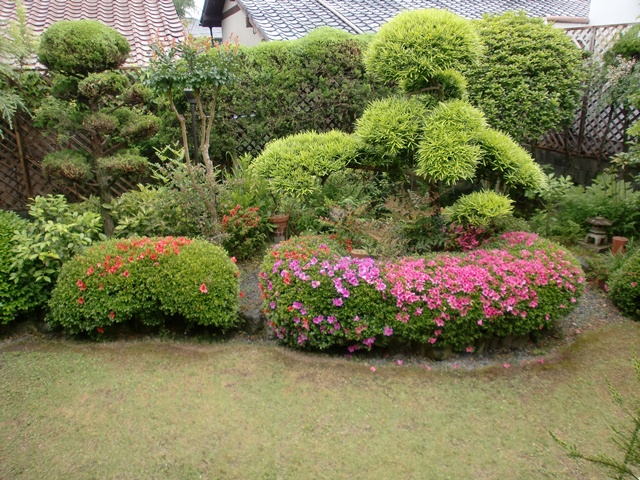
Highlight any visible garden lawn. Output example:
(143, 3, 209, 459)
(1, 321, 639, 479)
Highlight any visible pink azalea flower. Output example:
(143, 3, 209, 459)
(370, 366, 376, 372)
(466, 346, 473, 353)
(396, 360, 403, 365)
(200, 283, 208, 294)
(333, 298, 343, 307)
(383, 326, 393, 336)
(503, 363, 510, 369)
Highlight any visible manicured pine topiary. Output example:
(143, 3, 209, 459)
(364, 8, 482, 96)
(249, 130, 360, 200)
(35, 20, 160, 236)
(38, 20, 130, 76)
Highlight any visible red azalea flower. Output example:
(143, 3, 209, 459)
(200, 283, 208, 294)
(76, 279, 86, 291)
(109, 311, 115, 319)
(239, 291, 245, 298)
(122, 270, 130, 278)
(231, 257, 237, 264)
(77, 297, 85, 305)
(97, 327, 104, 334)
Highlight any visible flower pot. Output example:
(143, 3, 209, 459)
(612, 236, 628, 255)
(269, 214, 289, 241)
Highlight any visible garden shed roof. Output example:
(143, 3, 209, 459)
(0, 0, 185, 67)
(225, 0, 590, 40)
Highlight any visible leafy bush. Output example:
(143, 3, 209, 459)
(48, 237, 239, 334)
(445, 190, 514, 228)
(38, 20, 130, 76)
(608, 24, 640, 60)
(111, 184, 199, 238)
(467, 12, 586, 143)
(354, 95, 431, 169)
(10, 195, 104, 304)
(364, 9, 482, 95)
(250, 130, 359, 199)
(609, 250, 640, 320)
(0, 211, 44, 323)
(415, 100, 486, 184)
(221, 204, 269, 260)
(260, 233, 584, 352)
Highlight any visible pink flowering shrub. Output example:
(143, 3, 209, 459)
(48, 237, 239, 335)
(608, 249, 640, 320)
(261, 232, 584, 352)
(259, 236, 397, 350)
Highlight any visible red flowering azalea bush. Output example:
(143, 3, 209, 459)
(48, 237, 239, 334)
(260, 232, 584, 352)
(221, 204, 269, 260)
(608, 250, 640, 320)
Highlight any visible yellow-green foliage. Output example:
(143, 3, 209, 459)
(365, 9, 482, 94)
(250, 130, 359, 199)
(415, 100, 486, 184)
(476, 129, 548, 192)
(445, 190, 514, 227)
(354, 95, 431, 168)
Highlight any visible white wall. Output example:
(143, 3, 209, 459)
(589, 0, 640, 25)
(221, 0, 264, 46)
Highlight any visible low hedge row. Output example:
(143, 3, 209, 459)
(48, 237, 239, 334)
(609, 249, 640, 320)
(259, 232, 584, 352)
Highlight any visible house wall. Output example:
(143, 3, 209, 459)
(221, 0, 264, 45)
(589, 0, 640, 25)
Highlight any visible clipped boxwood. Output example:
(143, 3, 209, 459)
(609, 250, 640, 320)
(260, 232, 584, 353)
(0, 211, 45, 324)
(48, 237, 239, 334)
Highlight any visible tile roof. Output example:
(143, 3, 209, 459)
(235, 0, 590, 41)
(0, 0, 185, 67)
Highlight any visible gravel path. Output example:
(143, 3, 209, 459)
(238, 257, 632, 370)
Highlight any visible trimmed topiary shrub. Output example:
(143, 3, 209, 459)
(444, 190, 514, 228)
(38, 20, 130, 76)
(354, 95, 432, 169)
(609, 250, 640, 320)
(364, 9, 482, 95)
(260, 232, 584, 353)
(0, 211, 45, 323)
(41, 149, 92, 182)
(467, 12, 585, 143)
(250, 130, 359, 199)
(48, 237, 239, 334)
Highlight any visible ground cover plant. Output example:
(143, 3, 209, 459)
(260, 232, 584, 352)
(48, 236, 239, 335)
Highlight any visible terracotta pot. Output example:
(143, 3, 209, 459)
(612, 236, 628, 255)
(269, 214, 289, 240)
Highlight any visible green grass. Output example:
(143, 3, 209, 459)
(1, 321, 639, 479)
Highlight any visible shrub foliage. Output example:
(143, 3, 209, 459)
(260, 233, 584, 352)
(609, 250, 640, 320)
(48, 237, 239, 334)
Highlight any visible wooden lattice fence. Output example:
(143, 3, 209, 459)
(0, 113, 135, 211)
(538, 23, 640, 158)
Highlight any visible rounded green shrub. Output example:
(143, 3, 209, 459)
(0, 211, 44, 324)
(260, 232, 584, 352)
(467, 12, 585, 143)
(608, 24, 640, 60)
(476, 128, 548, 192)
(97, 153, 148, 176)
(48, 237, 239, 334)
(365, 9, 482, 93)
(38, 20, 130, 75)
(78, 71, 129, 98)
(354, 95, 431, 168)
(41, 149, 92, 182)
(444, 190, 514, 228)
(250, 130, 359, 199)
(609, 250, 640, 320)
